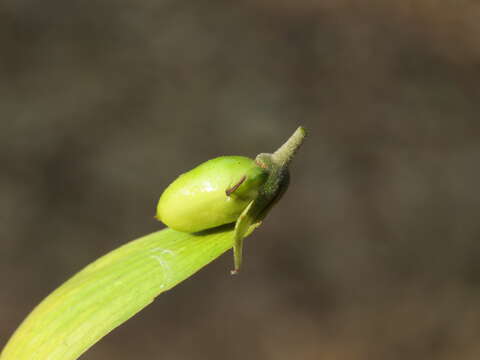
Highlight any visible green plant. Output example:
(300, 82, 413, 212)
(0, 126, 306, 360)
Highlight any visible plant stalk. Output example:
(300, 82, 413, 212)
(271, 126, 307, 167)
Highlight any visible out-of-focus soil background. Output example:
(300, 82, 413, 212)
(2, 1, 480, 359)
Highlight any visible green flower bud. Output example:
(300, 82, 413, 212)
(156, 126, 306, 274)
(156, 156, 268, 233)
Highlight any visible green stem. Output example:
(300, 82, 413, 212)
(271, 126, 307, 167)
(231, 127, 307, 273)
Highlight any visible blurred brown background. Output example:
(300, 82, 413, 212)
(2, 1, 480, 359)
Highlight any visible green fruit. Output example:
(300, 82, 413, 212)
(156, 156, 268, 233)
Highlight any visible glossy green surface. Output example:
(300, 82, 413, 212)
(156, 156, 267, 232)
